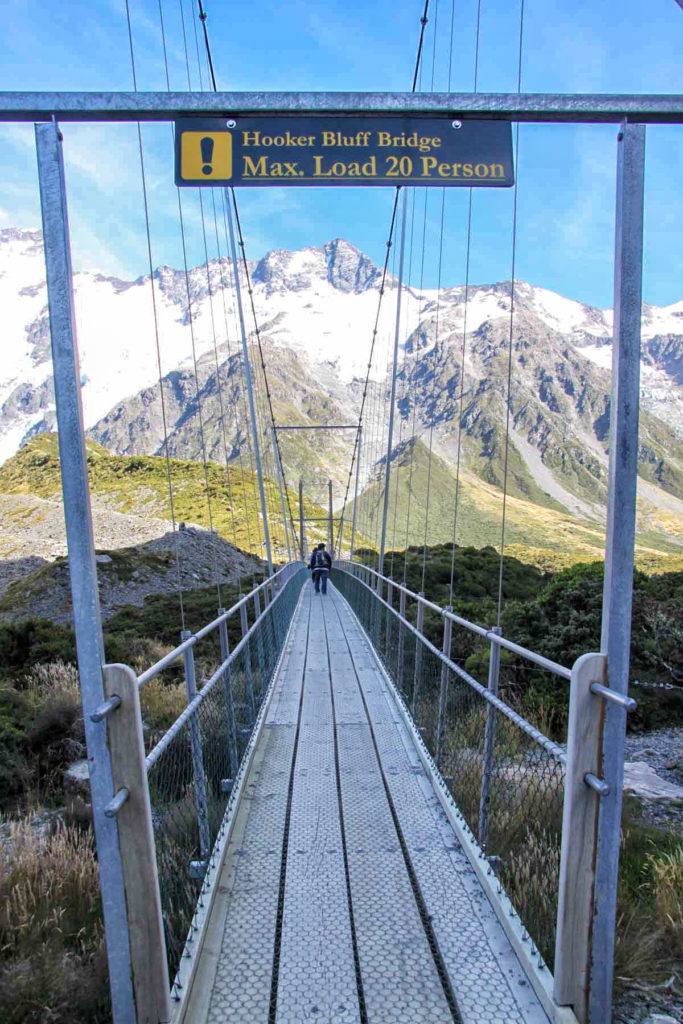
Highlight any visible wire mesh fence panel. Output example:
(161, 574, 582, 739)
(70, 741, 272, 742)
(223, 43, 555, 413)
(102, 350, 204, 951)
(144, 567, 305, 981)
(333, 567, 566, 969)
(433, 652, 566, 966)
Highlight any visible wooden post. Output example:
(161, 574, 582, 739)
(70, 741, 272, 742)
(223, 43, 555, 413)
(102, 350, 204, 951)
(554, 652, 607, 1023)
(103, 664, 171, 1024)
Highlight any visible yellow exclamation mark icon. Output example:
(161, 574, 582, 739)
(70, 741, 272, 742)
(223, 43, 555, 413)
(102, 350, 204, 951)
(181, 131, 233, 181)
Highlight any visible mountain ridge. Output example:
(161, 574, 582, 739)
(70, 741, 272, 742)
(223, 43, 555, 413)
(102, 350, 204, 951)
(2, 226, 682, 558)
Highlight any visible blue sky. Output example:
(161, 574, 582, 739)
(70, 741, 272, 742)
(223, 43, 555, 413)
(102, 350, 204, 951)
(0, 0, 682, 308)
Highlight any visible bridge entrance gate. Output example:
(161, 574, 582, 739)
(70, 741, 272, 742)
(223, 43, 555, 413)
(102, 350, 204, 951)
(3, 88, 681, 1024)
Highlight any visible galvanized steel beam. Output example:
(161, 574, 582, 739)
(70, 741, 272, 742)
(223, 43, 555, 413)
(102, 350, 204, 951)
(3, 91, 683, 122)
(35, 120, 136, 1023)
(591, 122, 646, 1024)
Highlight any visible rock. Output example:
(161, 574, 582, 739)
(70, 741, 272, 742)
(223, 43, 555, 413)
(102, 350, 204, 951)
(623, 761, 683, 803)
(46, 737, 85, 764)
(63, 758, 91, 799)
(96, 553, 112, 563)
(643, 1016, 679, 1024)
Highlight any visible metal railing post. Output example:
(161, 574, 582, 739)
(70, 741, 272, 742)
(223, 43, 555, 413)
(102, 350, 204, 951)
(397, 588, 407, 695)
(103, 664, 171, 1024)
(374, 574, 383, 648)
(328, 478, 333, 552)
(412, 594, 425, 721)
(240, 599, 256, 720)
(272, 428, 292, 563)
(350, 427, 362, 562)
(555, 653, 608, 1023)
(386, 578, 394, 668)
(299, 478, 307, 560)
(181, 631, 211, 865)
(35, 120, 136, 1023)
(436, 608, 453, 767)
(218, 610, 239, 779)
(591, 122, 646, 1024)
(253, 590, 266, 697)
(478, 625, 502, 848)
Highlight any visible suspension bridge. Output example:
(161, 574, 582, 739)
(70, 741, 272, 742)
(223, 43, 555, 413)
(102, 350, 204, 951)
(3, 1, 683, 1023)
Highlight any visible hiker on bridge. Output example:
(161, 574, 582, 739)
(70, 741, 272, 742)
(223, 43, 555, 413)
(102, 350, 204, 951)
(309, 542, 332, 594)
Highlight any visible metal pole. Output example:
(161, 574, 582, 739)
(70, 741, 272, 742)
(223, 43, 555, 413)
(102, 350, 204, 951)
(412, 594, 425, 720)
(218, 611, 239, 778)
(378, 188, 408, 577)
(385, 577, 394, 666)
(478, 626, 502, 849)
(397, 587, 407, 694)
(328, 479, 333, 553)
(590, 122, 646, 1024)
(436, 608, 453, 767)
(6, 91, 683, 123)
(253, 589, 266, 697)
(299, 478, 307, 560)
(240, 600, 256, 720)
(272, 428, 292, 562)
(35, 121, 136, 1024)
(350, 428, 362, 563)
(225, 194, 274, 578)
(181, 632, 211, 864)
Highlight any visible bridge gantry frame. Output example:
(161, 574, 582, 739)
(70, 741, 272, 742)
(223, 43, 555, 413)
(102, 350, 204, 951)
(9, 89, 674, 1024)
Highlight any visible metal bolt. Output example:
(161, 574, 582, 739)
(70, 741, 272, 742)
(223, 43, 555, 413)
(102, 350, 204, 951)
(226, 118, 237, 128)
(452, 119, 462, 129)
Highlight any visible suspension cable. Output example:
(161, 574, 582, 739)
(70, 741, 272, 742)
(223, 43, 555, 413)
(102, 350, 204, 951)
(194, 0, 300, 562)
(497, 0, 526, 625)
(125, 0, 187, 628)
(334, 0, 432, 560)
(448, 0, 481, 604)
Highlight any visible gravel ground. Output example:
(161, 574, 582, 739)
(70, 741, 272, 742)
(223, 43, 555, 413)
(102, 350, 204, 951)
(615, 992, 683, 1023)
(624, 727, 683, 829)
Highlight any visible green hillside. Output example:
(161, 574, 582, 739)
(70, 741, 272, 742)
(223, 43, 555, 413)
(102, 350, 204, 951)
(0, 435, 345, 560)
(347, 438, 683, 572)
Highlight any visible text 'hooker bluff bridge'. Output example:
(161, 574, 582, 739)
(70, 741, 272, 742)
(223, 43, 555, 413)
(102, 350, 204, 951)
(5, 63, 683, 1024)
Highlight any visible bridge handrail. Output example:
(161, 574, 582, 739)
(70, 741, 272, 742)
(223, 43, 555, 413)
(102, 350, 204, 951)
(335, 561, 566, 764)
(336, 559, 571, 680)
(145, 562, 304, 770)
(137, 561, 302, 688)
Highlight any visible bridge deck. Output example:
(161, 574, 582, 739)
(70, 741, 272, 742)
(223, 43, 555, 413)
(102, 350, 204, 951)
(179, 583, 551, 1024)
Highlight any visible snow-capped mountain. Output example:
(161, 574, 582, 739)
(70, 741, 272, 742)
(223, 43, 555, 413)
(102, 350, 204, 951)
(2, 227, 683, 529)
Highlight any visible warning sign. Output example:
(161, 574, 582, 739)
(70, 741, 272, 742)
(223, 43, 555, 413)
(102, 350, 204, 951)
(175, 117, 514, 188)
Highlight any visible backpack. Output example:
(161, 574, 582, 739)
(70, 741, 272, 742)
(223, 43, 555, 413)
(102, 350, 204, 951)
(314, 549, 328, 569)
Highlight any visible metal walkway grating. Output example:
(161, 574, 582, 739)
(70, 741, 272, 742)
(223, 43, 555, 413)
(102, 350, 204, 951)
(178, 583, 552, 1024)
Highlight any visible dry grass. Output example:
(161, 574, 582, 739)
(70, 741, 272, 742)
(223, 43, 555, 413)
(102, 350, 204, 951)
(0, 814, 109, 1023)
(139, 676, 187, 739)
(24, 660, 80, 704)
(615, 824, 683, 998)
(648, 846, 683, 926)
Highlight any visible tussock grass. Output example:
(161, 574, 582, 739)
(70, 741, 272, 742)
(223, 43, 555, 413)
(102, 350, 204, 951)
(615, 821, 683, 997)
(0, 815, 109, 1023)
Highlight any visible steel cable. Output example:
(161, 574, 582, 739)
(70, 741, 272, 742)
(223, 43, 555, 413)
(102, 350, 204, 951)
(496, 0, 526, 625)
(125, 0, 187, 628)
